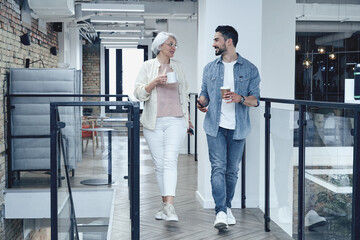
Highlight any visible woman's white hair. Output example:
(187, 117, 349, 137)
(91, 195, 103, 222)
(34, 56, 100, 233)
(151, 32, 177, 55)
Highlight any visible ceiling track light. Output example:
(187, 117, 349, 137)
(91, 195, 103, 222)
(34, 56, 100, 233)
(101, 39, 139, 44)
(99, 33, 141, 39)
(91, 16, 144, 24)
(82, 3, 144, 13)
(94, 26, 142, 33)
(104, 44, 138, 49)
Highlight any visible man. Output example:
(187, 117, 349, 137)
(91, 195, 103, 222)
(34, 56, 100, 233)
(197, 25, 260, 230)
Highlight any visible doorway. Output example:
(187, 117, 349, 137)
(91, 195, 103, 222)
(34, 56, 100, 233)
(105, 46, 147, 112)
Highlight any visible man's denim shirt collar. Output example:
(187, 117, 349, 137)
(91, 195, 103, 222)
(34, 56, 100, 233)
(214, 53, 244, 65)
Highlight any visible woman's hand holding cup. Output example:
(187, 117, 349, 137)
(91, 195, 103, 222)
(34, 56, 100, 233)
(155, 74, 167, 85)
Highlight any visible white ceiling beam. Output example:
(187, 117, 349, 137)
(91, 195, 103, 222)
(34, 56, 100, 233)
(297, 21, 360, 32)
(296, 3, 360, 22)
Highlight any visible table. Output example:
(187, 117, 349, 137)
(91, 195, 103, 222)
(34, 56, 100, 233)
(80, 128, 115, 185)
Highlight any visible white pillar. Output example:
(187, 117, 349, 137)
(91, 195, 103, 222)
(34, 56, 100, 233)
(196, 0, 296, 212)
(69, 26, 82, 70)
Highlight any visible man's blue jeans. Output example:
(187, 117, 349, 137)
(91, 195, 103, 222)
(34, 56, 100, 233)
(207, 127, 245, 214)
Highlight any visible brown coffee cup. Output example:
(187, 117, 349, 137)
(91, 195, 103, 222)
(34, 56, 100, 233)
(221, 86, 230, 99)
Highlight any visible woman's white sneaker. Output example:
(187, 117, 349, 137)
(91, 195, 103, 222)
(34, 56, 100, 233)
(163, 203, 179, 222)
(155, 203, 165, 220)
(155, 209, 165, 220)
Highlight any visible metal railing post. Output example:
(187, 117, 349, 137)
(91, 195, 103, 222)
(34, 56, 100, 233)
(130, 102, 140, 240)
(352, 109, 360, 240)
(194, 93, 198, 161)
(298, 104, 306, 240)
(264, 101, 271, 232)
(187, 93, 198, 161)
(50, 103, 58, 240)
(241, 145, 246, 209)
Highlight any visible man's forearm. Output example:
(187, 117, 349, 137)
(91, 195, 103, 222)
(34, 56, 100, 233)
(242, 95, 258, 107)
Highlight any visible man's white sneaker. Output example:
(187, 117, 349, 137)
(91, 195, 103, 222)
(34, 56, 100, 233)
(227, 208, 236, 225)
(214, 211, 228, 230)
(305, 210, 326, 229)
(163, 203, 179, 222)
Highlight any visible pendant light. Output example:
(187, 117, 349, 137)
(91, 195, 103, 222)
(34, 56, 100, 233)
(329, 1, 339, 61)
(303, 33, 312, 69)
(295, 35, 301, 51)
(329, 47, 336, 60)
(303, 52, 313, 69)
(317, 46, 326, 54)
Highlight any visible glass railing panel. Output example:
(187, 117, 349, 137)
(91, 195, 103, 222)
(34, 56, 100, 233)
(269, 104, 296, 238)
(57, 105, 80, 240)
(303, 107, 354, 240)
(55, 104, 135, 239)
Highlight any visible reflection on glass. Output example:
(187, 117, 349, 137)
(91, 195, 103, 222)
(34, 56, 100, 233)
(270, 106, 294, 236)
(55, 106, 130, 239)
(302, 107, 353, 240)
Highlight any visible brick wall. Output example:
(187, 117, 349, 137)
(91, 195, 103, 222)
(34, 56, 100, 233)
(0, 0, 58, 238)
(83, 42, 101, 115)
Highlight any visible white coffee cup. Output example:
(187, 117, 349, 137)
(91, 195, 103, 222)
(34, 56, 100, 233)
(220, 86, 231, 99)
(166, 72, 177, 84)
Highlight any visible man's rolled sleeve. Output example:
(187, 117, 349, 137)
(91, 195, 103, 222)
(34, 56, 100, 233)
(199, 66, 210, 106)
(248, 66, 261, 106)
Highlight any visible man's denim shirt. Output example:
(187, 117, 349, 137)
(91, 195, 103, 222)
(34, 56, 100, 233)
(199, 53, 261, 140)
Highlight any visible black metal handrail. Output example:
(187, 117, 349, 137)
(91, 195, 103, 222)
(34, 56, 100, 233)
(260, 97, 360, 240)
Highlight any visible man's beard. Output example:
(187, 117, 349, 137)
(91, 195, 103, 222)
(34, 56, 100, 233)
(215, 45, 226, 56)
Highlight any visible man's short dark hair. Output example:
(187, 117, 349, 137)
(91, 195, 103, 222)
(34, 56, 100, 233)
(215, 25, 238, 47)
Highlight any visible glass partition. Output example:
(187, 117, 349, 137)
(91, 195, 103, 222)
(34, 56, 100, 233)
(303, 107, 353, 240)
(263, 99, 358, 240)
(50, 101, 140, 240)
(269, 105, 295, 237)
(56, 105, 80, 240)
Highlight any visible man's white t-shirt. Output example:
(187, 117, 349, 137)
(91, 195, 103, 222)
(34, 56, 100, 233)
(219, 61, 236, 130)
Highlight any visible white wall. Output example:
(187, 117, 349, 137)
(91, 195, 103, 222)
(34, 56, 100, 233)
(168, 19, 198, 94)
(196, 0, 296, 212)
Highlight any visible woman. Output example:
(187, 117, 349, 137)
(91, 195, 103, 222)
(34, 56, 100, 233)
(134, 32, 193, 222)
